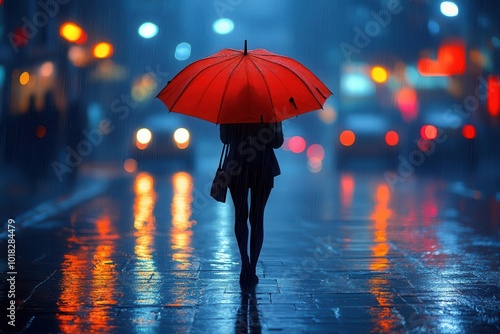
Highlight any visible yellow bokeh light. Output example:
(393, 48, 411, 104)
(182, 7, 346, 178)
(136, 128, 152, 144)
(93, 42, 113, 59)
(40, 61, 54, 77)
(60, 22, 83, 42)
(371, 66, 388, 83)
(19, 71, 30, 85)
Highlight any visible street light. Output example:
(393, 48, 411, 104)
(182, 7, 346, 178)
(440, 1, 459, 17)
(93, 42, 113, 58)
(213, 18, 234, 35)
(138, 22, 158, 39)
(60, 22, 87, 44)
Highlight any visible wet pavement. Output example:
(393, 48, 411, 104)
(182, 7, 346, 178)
(1, 153, 500, 333)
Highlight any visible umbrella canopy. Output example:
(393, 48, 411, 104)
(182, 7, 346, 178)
(156, 41, 332, 124)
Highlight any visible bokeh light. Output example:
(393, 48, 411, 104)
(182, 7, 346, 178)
(138, 22, 158, 39)
(288, 136, 306, 153)
(136, 128, 152, 145)
(396, 87, 418, 122)
(173, 128, 190, 149)
(40, 61, 54, 77)
(175, 42, 191, 61)
(420, 125, 438, 140)
(124, 159, 138, 173)
(213, 18, 234, 34)
(307, 144, 325, 160)
(318, 104, 337, 124)
(36, 125, 46, 139)
(307, 158, 322, 173)
(340, 130, 355, 147)
(462, 125, 476, 139)
(371, 66, 388, 83)
(19, 71, 29, 85)
(93, 42, 113, 58)
(440, 1, 459, 17)
(60, 22, 86, 44)
(68, 46, 90, 67)
(385, 131, 399, 146)
(428, 20, 440, 34)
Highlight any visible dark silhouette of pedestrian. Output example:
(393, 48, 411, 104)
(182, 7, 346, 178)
(220, 122, 284, 288)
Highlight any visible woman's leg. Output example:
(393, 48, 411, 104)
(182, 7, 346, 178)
(249, 180, 272, 273)
(229, 179, 250, 269)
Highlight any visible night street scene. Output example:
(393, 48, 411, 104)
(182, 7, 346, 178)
(1, 1, 500, 333)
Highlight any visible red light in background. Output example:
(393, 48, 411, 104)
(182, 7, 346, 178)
(339, 130, 355, 147)
(462, 124, 476, 139)
(420, 125, 438, 140)
(36, 125, 46, 139)
(288, 136, 306, 153)
(417, 40, 466, 76)
(396, 87, 418, 122)
(307, 144, 325, 160)
(487, 75, 500, 117)
(385, 131, 399, 146)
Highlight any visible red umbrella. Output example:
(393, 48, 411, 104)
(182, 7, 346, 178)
(156, 41, 332, 124)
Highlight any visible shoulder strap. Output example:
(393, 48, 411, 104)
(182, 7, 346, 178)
(218, 143, 228, 169)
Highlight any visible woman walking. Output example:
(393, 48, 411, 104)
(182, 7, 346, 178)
(220, 122, 284, 288)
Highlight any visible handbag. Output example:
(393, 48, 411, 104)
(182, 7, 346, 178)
(210, 143, 230, 203)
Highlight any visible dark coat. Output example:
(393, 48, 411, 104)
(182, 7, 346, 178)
(220, 123, 284, 187)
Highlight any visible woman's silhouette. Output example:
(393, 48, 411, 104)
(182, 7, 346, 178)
(220, 122, 284, 287)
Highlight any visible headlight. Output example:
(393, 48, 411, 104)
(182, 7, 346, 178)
(173, 128, 190, 149)
(136, 128, 152, 149)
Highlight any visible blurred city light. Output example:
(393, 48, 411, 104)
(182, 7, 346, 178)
(440, 1, 459, 17)
(307, 158, 322, 173)
(487, 75, 500, 117)
(212, 18, 234, 35)
(288, 136, 306, 153)
(124, 159, 138, 173)
(60, 22, 87, 44)
(138, 22, 158, 39)
(428, 20, 440, 34)
(307, 144, 325, 160)
(418, 40, 466, 76)
(68, 46, 90, 67)
(36, 125, 46, 139)
(93, 42, 114, 58)
(421, 125, 438, 140)
(339, 130, 355, 147)
(371, 66, 388, 83)
(462, 125, 476, 139)
(40, 61, 54, 77)
(341, 73, 375, 96)
(395, 87, 418, 121)
(318, 104, 337, 124)
(132, 73, 158, 102)
(173, 128, 190, 149)
(175, 42, 191, 61)
(405, 66, 449, 89)
(385, 131, 399, 146)
(19, 71, 29, 85)
(136, 128, 152, 149)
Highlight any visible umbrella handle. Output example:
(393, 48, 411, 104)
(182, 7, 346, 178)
(244, 40, 247, 55)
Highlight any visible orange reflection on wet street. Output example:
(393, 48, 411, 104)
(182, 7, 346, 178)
(168, 172, 196, 307)
(57, 208, 119, 334)
(368, 183, 399, 332)
(132, 172, 160, 307)
(170, 172, 196, 270)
